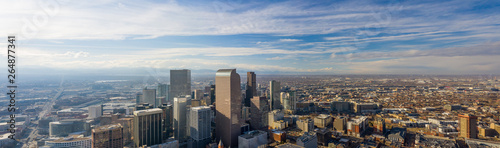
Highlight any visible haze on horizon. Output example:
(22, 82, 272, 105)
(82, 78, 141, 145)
(1, 0, 500, 76)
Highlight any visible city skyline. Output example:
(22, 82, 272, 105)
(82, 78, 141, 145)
(1, 0, 500, 75)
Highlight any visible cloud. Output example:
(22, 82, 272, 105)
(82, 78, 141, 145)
(350, 41, 500, 60)
(343, 55, 500, 74)
(0, 0, 496, 42)
(279, 39, 302, 42)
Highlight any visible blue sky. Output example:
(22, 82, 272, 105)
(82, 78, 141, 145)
(1, 0, 500, 75)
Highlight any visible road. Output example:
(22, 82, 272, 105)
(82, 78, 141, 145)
(21, 88, 63, 148)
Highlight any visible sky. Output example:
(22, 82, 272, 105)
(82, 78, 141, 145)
(1, 0, 500, 76)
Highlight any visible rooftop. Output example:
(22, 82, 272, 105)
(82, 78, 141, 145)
(93, 123, 123, 132)
(239, 130, 267, 139)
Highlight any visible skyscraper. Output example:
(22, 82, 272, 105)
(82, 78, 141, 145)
(173, 96, 189, 142)
(92, 123, 123, 148)
(250, 96, 269, 130)
(245, 72, 256, 107)
(269, 80, 281, 110)
(170, 69, 191, 102)
(133, 108, 163, 147)
(159, 104, 173, 140)
(215, 69, 242, 148)
(280, 91, 296, 113)
(194, 89, 204, 100)
(142, 88, 157, 107)
(209, 85, 216, 105)
(158, 83, 169, 103)
(88, 105, 103, 119)
(459, 114, 478, 139)
(189, 106, 212, 148)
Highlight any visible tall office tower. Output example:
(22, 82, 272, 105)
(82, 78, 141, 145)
(159, 104, 173, 140)
(215, 69, 242, 148)
(133, 108, 163, 147)
(209, 85, 216, 105)
(373, 118, 386, 135)
(169, 69, 191, 102)
(245, 72, 257, 107)
(459, 114, 478, 139)
(136, 93, 142, 105)
(280, 91, 296, 113)
(269, 80, 281, 110)
(173, 96, 189, 142)
(92, 123, 123, 148)
(158, 83, 169, 103)
(194, 89, 204, 100)
(142, 88, 157, 107)
(250, 96, 269, 130)
(189, 106, 212, 148)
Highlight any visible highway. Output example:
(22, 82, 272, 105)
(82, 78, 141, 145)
(21, 88, 64, 148)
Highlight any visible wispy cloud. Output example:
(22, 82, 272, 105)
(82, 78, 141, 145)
(279, 39, 302, 42)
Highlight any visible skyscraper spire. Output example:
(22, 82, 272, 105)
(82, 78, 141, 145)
(218, 140, 224, 148)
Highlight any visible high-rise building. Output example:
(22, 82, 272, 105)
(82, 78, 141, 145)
(88, 105, 103, 119)
(189, 106, 212, 148)
(142, 88, 157, 107)
(459, 114, 478, 139)
(334, 116, 347, 134)
(268, 110, 284, 128)
(133, 108, 163, 147)
(158, 83, 169, 103)
(169, 69, 191, 102)
(373, 118, 386, 135)
(280, 91, 296, 113)
(173, 96, 189, 142)
(250, 96, 269, 130)
(347, 116, 368, 137)
(209, 85, 216, 105)
(269, 80, 281, 110)
(116, 118, 133, 145)
(136, 93, 142, 105)
(92, 123, 123, 148)
(297, 119, 314, 133)
(194, 89, 204, 100)
(159, 104, 173, 140)
(215, 69, 242, 148)
(245, 72, 257, 107)
(316, 128, 331, 146)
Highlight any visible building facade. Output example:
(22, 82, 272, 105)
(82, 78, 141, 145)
(215, 69, 242, 148)
(269, 80, 281, 110)
(245, 72, 257, 107)
(169, 69, 191, 102)
(133, 108, 163, 147)
(459, 114, 478, 139)
(92, 123, 123, 148)
(190, 106, 212, 148)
